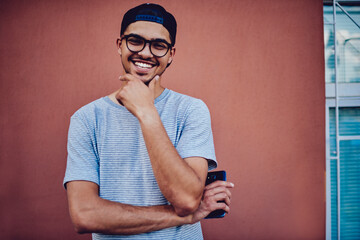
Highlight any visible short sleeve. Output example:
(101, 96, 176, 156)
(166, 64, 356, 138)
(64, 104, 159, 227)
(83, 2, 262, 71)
(63, 114, 99, 188)
(176, 100, 217, 170)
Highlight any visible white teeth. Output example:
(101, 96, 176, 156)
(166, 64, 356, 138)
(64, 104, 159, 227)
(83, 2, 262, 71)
(134, 62, 152, 68)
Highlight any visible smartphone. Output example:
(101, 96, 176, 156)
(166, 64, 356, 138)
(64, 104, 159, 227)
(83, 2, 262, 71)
(205, 170, 227, 219)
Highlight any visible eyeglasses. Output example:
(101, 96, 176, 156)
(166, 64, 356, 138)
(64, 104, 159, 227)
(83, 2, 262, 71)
(121, 34, 172, 58)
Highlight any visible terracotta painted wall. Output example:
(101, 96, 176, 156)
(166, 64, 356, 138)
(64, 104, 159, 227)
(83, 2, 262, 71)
(0, 0, 325, 239)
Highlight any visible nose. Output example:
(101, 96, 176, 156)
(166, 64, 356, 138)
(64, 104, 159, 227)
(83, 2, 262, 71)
(138, 42, 153, 58)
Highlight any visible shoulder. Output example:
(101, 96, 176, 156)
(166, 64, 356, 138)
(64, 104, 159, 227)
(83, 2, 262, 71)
(165, 90, 209, 112)
(70, 97, 109, 123)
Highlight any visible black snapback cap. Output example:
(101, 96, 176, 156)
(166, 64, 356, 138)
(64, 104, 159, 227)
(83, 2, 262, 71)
(121, 3, 177, 46)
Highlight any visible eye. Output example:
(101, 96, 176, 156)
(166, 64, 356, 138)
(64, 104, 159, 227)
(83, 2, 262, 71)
(127, 37, 144, 46)
(152, 41, 168, 50)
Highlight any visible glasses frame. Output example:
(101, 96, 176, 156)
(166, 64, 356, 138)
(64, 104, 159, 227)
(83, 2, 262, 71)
(121, 34, 173, 58)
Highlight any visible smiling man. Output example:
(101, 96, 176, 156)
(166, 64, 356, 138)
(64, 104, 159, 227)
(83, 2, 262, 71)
(63, 3, 233, 240)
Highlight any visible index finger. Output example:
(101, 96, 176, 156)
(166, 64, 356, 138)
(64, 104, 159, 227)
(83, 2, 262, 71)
(148, 75, 159, 91)
(119, 74, 134, 82)
(205, 181, 234, 190)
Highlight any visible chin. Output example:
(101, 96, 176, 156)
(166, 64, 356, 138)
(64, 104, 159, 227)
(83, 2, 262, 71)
(135, 74, 155, 85)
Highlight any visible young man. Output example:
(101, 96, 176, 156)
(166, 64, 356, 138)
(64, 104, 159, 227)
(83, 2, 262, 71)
(64, 3, 233, 239)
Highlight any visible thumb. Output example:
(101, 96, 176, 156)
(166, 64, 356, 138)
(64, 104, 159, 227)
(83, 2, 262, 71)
(148, 75, 159, 93)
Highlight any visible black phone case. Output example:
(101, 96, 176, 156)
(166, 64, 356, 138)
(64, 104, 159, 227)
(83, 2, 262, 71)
(205, 170, 227, 219)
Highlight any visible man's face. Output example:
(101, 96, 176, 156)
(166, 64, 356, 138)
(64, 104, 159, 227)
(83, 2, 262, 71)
(118, 21, 175, 83)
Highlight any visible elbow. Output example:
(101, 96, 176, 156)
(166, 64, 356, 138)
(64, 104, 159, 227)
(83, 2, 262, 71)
(174, 198, 201, 217)
(73, 220, 90, 234)
(70, 209, 95, 234)
(173, 184, 204, 217)
(74, 224, 88, 234)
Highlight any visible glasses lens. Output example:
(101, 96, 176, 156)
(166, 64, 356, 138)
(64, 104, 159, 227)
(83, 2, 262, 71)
(126, 36, 145, 52)
(125, 35, 170, 57)
(150, 41, 169, 57)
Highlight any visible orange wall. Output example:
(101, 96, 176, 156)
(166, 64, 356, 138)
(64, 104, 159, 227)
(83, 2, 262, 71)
(0, 0, 325, 239)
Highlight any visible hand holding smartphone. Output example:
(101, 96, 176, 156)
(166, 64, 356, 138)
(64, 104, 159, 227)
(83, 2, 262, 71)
(205, 170, 227, 219)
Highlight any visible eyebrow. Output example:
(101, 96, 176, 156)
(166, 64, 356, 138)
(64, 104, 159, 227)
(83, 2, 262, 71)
(126, 33, 169, 43)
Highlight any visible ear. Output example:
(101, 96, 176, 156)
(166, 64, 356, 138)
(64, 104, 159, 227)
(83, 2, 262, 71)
(167, 47, 176, 65)
(116, 38, 122, 56)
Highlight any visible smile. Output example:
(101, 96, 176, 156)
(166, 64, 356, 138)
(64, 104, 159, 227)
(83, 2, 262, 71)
(134, 61, 153, 69)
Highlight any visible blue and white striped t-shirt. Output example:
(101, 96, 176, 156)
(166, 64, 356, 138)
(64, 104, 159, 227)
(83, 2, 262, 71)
(64, 88, 217, 240)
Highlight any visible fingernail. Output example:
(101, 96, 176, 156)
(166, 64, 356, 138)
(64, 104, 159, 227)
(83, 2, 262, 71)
(230, 183, 235, 187)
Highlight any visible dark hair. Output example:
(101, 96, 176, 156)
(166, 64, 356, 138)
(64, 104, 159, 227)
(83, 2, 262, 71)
(121, 3, 177, 46)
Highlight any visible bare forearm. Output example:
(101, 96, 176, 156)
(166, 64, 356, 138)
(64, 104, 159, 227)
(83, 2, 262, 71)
(68, 183, 191, 235)
(138, 108, 206, 215)
(78, 202, 189, 235)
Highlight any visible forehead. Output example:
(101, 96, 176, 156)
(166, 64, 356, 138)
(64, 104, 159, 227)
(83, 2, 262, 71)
(124, 21, 171, 42)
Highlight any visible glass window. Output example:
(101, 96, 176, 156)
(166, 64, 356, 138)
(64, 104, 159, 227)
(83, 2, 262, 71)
(324, 3, 360, 240)
(324, 6, 360, 83)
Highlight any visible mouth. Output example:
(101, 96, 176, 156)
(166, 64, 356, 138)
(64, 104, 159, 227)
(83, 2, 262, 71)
(130, 58, 157, 73)
(134, 61, 153, 69)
